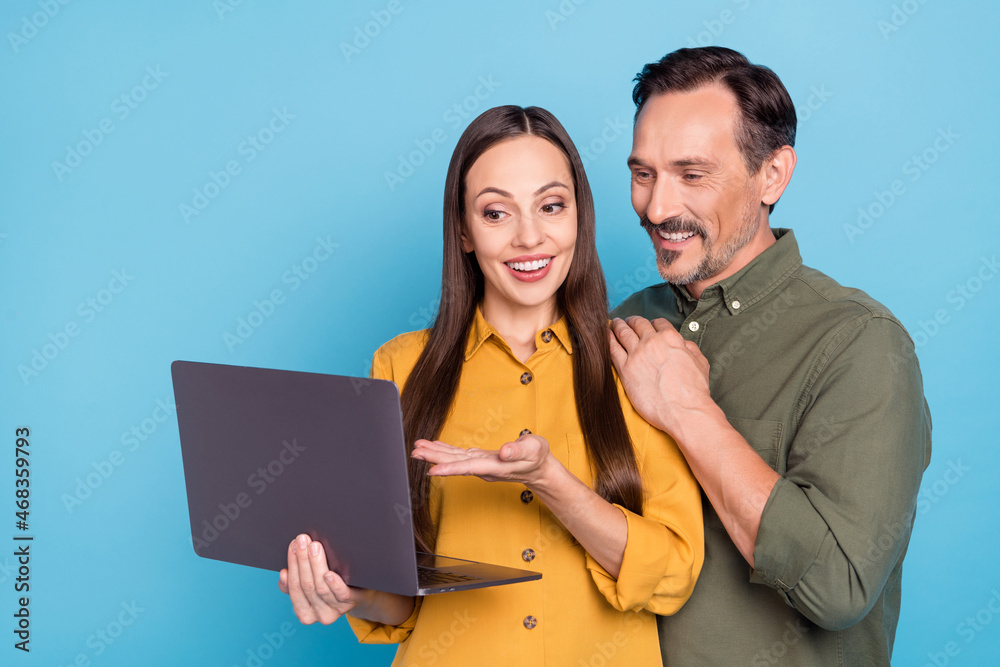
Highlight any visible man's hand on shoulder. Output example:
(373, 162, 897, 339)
(609, 315, 780, 566)
(608, 316, 714, 439)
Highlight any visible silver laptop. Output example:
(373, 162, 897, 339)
(171, 360, 541, 596)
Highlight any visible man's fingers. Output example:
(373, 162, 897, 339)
(624, 315, 658, 337)
(607, 328, 627, 370)
(683, 340, 710, 369)
(650, 317, 678, 333)
(683, 340, 702, 356)
(609, 318, 640, 352)
(687, 342, 711, 375)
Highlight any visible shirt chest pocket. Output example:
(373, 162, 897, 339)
(701, 418, 784, 534)
(726, 417, 784, 473)
(563, 433, 596, 487)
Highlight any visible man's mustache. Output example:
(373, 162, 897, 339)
(640, 215, 706, 237)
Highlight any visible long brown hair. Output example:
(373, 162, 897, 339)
(401, 105, 643, 553)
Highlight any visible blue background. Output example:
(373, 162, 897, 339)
(2, 1, 998, 665)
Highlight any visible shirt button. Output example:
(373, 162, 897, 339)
(732, 300, 741, 310)
(688, 321, 700, 332)
(521, 548, 535, 562)
(541, 330, 553, 343)
(520, 372, 533, 385)
(523, 615, 537, 629)
(520, 489, 534, 504)
(519, 428, 532, 436)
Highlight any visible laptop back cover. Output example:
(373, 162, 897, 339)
(172, 360, 421, 596)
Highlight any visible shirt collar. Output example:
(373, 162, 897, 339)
(668, 228, 803, 314)
(464, 306, 574, 361)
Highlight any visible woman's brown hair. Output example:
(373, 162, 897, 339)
(400, 105, 643, 553)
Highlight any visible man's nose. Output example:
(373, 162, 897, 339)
(645, 177, 685, 224)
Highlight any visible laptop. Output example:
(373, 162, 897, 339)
(171, 360, 541, 596)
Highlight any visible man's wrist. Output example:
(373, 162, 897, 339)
(661, 400, 730, 451)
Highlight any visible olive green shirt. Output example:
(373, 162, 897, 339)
(613, 229, 931, 666)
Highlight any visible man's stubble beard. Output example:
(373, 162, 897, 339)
(641, 185, 761, 286)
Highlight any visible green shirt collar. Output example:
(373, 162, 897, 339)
(669, 228, 803, 315)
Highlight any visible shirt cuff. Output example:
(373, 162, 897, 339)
(346, 597, 421, 644)
(750, 477, 829, 594)
(585, 505, 698, 615)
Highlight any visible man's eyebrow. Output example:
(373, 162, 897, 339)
(534, 181, 570, 196)
(627, 156, 719, 169)
(671, 157, 716, 168)
(475, 186, 513, 199)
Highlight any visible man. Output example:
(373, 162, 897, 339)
(609, 47, 931, 665)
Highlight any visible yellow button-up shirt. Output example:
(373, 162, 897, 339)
(349, 310, 703, 666)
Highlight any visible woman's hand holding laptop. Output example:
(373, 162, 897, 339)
(278, 534, 415, 626)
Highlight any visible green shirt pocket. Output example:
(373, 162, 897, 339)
(726, 417, 784, 473)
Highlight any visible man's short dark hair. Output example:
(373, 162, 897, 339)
(633, 46, 796, 185)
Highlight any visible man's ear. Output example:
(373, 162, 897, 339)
(760, 145, 797, 207)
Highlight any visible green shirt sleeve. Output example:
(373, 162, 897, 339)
(750, 314, 931, 630)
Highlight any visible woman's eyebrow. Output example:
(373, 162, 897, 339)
(475, 186, 512, 199)
(476, 181, 570, 199)
(534, 181, 570, 196)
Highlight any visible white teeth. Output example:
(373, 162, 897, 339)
(506, 257, 552, 272)
(657, 229, 697, 242)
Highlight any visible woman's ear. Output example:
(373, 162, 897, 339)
(460, 231, 473, 254)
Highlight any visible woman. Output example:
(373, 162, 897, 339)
(279, 106, 703, 665)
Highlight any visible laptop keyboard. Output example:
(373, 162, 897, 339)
(418, 566, 479, 586)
